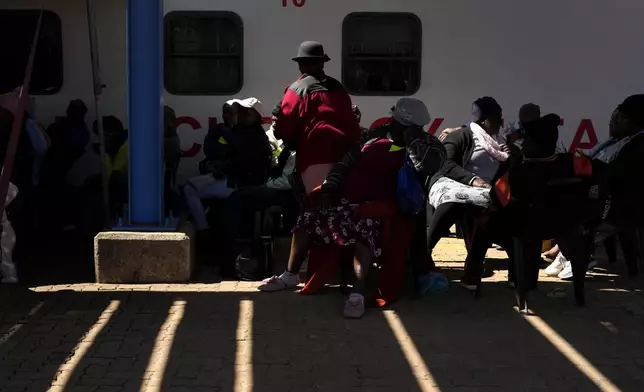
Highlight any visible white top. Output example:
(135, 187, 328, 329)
(465, 133, 502, 183)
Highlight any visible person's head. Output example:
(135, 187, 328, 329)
(519, 103, 541, 125)
(352, 104, 362, 123)
(164, 106, 176, 137)
(222, 103, 235, 128)
(522, 113, 560, 158)
(472, 97, 503, 134)
(609, 94, 644, 139)
(228, 98, 264, 128)
(390, 98, 431, 144)
(94, 115, 126, 153)
(292, 41, 330, 75)
(66, 99, 88, 122)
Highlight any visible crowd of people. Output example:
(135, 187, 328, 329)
(182, 40, 644, 318)
(0, 94, 183, 283)
(1, 40, 643, 320)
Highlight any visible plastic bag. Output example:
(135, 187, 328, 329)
(396, 153, 425, 215)
(418, 271, 449, 294)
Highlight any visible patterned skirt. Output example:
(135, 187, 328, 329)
(294, 199, 382, 260)
(429, 177, 492, 209)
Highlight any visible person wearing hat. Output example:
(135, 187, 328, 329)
(260, 98, 447, 313)
(273, 41, 360, 195)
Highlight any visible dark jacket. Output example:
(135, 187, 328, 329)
(273, 72, 361, 174)
(200, 123, 272, 188)
(322, 124, 446, 194)
(431, 126, 477, 187)
(227, 124, 272, 188)
(200, 124, 233, 178)
(599, 133, 644, 228)
(489, 152, 595, 239)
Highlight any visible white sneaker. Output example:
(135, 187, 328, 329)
(258, 271, 299, 292)
(558, 258, 598, 280)
(545, 253, 567, 277)
(558, 259, 573, 280)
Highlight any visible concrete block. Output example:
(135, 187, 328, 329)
(94, 223, 194, 283)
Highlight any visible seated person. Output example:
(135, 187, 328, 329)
(463, 114, 594, 291)
(426, 97, 508, 279)
(24, 113, 49, 188)
(41, 100, 90, 190)
(202, 102, 234, 163)
(259, 98, 442, 318)
(184, 98, 272, 237)
(163, 106, 181, 173)
(221, 145, 297, 277)
(503, 103, 541, 145)
(553, 95, 644, 282)
(163, 106, 182, 213)
(89, 116, 129, 209)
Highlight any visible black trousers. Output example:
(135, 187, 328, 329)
(603, 229, 640, 276)
(409, 205, 431, 276)
(224, 187, 298, 243)
(462, 212, 540, 289)
(427, 203, 483, 253)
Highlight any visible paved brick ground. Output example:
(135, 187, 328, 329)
(2, 238, 644, 391)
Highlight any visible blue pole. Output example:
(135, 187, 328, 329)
(126, 0, 163, 226)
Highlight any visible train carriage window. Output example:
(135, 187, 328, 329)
(0, 10, 63, 95)
(164, 11, 243, 95)
(342, 13, 421, 96)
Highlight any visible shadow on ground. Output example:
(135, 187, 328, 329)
(1, 259, 644, 392)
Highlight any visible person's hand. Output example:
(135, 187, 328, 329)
(501, 143, 511, 153)
(439, 127, 460, 142)
(472, 177, 491, 189)
(318, 188, 336, 211)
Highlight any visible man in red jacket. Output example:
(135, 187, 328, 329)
(273, 41, 360, 194)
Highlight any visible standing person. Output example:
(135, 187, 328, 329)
(261, 41, 361, 290)
(261, 99, 445, 298)
(273, 41, 361, 193)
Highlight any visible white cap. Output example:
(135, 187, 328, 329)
(226, 97, 264, 117)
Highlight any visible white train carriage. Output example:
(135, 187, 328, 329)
(2, 0, 644, 184)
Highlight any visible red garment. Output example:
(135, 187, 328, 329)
(341, 138, 405, 204)
(274, 72, 360, 174)
(300, 201, 415, 307)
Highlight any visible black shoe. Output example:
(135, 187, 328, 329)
(459, 276, 480, 292)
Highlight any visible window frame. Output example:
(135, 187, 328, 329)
(0, 9, 64, 95)
(163, 10, 244, 96)
(342, 12, 422, 97)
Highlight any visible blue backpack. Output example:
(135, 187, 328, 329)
(396, 153, 426, 215)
